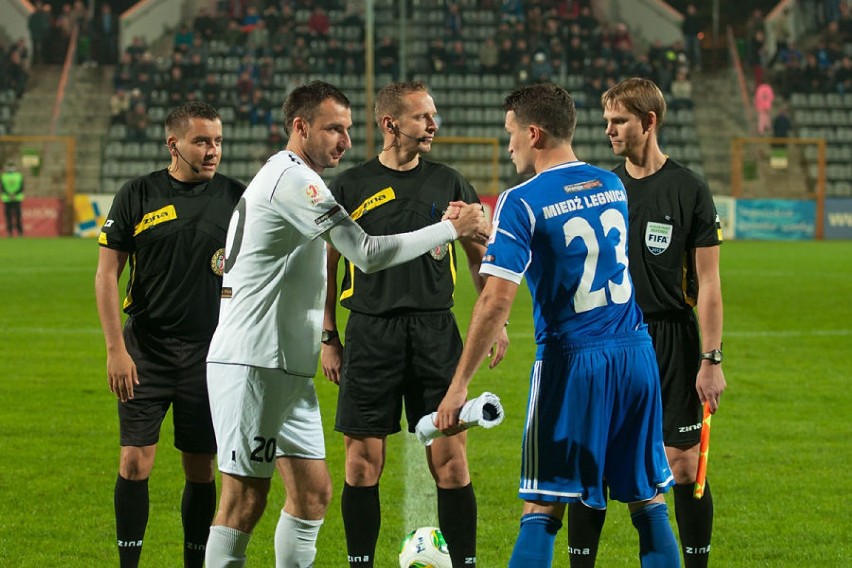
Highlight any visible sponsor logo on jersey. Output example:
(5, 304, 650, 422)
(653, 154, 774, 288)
(350, 187, 395, 220)
(133, 205, 177, 236)
(714, 213, 723, 242)
(306, 184, 322, 205)
(645, 222, 673, 255)
(429, 243, 449, 260)
(563, 179, 603, 193)
(210, 248, 226, 276)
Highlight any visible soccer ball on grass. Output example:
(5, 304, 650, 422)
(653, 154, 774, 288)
(398, 526, 451, 568)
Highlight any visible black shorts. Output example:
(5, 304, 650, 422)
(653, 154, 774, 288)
(335, 310, 463, 436)
(118, 319, 217, 453)
(646, 310, 703, 447)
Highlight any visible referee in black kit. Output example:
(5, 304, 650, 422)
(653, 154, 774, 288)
(321, 80, 509, 568)
(95, 101, 245, 568)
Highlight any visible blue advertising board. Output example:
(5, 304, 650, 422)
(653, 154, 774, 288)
(735, 199, 816, 240)
(823, 198, 852, 239)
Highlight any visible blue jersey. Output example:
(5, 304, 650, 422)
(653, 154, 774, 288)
(481, 161, 644, 344)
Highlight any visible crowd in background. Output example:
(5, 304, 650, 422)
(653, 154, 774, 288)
(750, 2, 852, 98)
(101, 0, 704, 149)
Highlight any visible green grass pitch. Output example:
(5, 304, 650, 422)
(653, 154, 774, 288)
(0, 237, 850, 566)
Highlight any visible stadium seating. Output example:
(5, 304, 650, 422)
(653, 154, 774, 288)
(99, 0, 704, 193)
(791, 90, 852, 196)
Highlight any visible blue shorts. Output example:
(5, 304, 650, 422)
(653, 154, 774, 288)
(518, 330, 674, 509)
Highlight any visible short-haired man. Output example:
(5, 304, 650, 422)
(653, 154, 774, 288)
(321, 80, 509, 568)
(95, 101, 246, 568)
(436, 82, 681, 567)
(203, 81, 488, 568)
(567, 77, 726, 568)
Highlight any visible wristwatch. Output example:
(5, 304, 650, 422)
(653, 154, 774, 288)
(699, 348, 723, 365)
(320, 329, 339, 344)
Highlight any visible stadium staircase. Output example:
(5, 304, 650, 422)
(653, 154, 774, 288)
(12, 64, 111, 197)
(691, 70, 747, 196)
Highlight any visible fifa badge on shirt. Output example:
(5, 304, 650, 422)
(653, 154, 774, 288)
(210, 248, 226, 276)
(645, 222, 673, 255)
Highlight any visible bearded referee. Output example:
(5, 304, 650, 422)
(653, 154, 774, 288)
(95, 101, 245, 568)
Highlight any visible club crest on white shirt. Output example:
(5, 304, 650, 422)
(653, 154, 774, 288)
(306, 184, 322, 205)
(645, 222, 673, 255)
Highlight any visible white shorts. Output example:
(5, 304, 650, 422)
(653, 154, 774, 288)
(207, 362, 326, 479)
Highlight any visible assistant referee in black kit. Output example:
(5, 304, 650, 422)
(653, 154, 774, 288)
(95, 101, 245, 568)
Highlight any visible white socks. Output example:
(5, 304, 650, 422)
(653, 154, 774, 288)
(205, 525, 251, 568)
(274, 510, 324, 568)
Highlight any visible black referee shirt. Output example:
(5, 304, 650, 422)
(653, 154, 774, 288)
(99, 169, 245, 341)
(615, 159, 722, 316)
(330, 157, 480, 315)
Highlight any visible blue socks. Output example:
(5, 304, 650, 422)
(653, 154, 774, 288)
(508, 513, 563, 567)
(631, 502, 681, 567)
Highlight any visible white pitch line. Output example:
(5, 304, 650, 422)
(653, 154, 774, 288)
(403, 426, 439, 534)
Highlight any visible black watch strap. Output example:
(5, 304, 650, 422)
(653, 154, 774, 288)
(699, 348, 723, 364)
(321, 329, 339, 344)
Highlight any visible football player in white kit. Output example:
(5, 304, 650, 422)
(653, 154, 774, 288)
(203, 81, 489, 568)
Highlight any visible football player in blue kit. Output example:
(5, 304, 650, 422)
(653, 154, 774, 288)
(436, 82, 680, 567)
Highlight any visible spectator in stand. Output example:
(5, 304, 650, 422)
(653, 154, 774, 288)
(290, 36, 311, 73)
(834, 55, 852, 94)
(515, 52, 533, 85)
(166, 66, 187, 107)
(249, 89, 274, 127)
(6, 42, 29, 99)
(772, 103, 792, 148)
(682, 3, 703, 71)
(185, 52, 207, 83)
(93, 3, 120, 65)
(110, 88, 131, 125)
(235, 69, 254, 99)
(565, 35, 588, 74)
(234, 91, 252, 124)
(175, 23, 195, 52)
(28, 1, 51, 66)
(324, 38, 346, 74)
(194, 7, 217, 42)
(530, 51, 553, 83)
(222, 19, 245, 55)
(500, 0, 524, 24)
(246, 18, 269, 57)
(265, 123, 284, 158)
(375, 35, 399, 79)
(241, 5, 261, 30)
(125, 36, 147, 63)
(446, 40, 468, 74)
(126, 102, 149, 143)
(446, 2, 463, 38)
(307, 6, 331, 38)
(478, 37, 499, 74)
(343, 39, 365, 74)
(427, 37, 448, 73)
(755, 81, 775, 135)
(747, 28, 768, 87)
(202, 73, 222, 107)
(670, 67, 694, 111)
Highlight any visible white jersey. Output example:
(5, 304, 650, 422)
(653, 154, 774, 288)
(208, 151, 348, 376)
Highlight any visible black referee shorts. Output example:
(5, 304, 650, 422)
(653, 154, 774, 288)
(335, 310, 463, 436)
(118, 318, 217, 454)
(646, 310, 704, 447)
